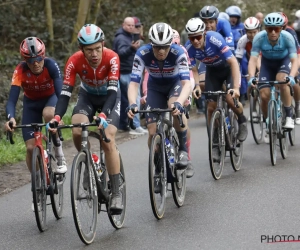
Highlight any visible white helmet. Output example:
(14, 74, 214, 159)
(185, 18, 206, 35)
(296, 10, 300, 19)
(148, 23, 173, 45)
(244, 17, 260, 30)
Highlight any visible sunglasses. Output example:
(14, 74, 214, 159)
(265, 26, 282, 33)
(25, 56, 44, 64)
(188, 34, 203, 42)
(152, 45, 170, 50)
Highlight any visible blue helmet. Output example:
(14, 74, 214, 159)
(219, 12, 230, 21)
(226, 6, 242, 18)
(77, 24, 105, 45)
(264, 12, 284, 26)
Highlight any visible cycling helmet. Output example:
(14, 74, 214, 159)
(185, 18, 206, 35)
(219, 12, 230, 21)
(199, 6, 219, 20)
(20, 37, 45, 58)
(244, 17, 260, 30)
(148, 22, 173, 45)
(172, 29, 181, 44)
(264, 12, 284, 26)
(226, 6, 242, 18)
(279, 12, 288, 26)
(77, 24, 105, 45)
(295, 10, 300, 19)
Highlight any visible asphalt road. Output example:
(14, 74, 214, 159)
(1, 113, 300, 250)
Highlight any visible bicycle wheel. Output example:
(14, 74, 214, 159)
(208, 110, 225, 180)
(149, 133, 166, 219)
(108, 151, 126, 229)
(229, 112, 244, 171)
(279, 130, 288, 159)
(268, 101, 277, 166)
(171, 129, 186, 207)
(250, 90, 263, 144)
(289, 106, 296, 146)
(70, 151, 98, 245)
(32, 147, 47, 232)
(50, 172, 65, 219)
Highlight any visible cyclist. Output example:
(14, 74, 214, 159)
(280, 12, 300, 125)
(185, 18, 248, 161)
(127, 22, 192, 191)
(235, 17, 261, 109)
(248, 13, 298, 140)
(140, 29, 195, 178)
(5, 37, 67, 175)
(219, 12, 230, 21)
(49, 24, 123, 214)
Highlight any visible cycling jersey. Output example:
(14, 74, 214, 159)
(231, 22, 245, 48)
(236, 34, 252, 59)
(217, 18, 235, 51)
(285, 26, 300, 54)
(6, 57, 62, 119)
(251, 30, 297, 59)
(185, 31, 233, 68)
(130, 43, 190, 89)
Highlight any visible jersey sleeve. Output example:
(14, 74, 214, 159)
(46, 58, 63, 98)
(235, 35, 247, 59)
(222, 20, 235, 49)
(11, 64, 23, 87)
(130, 49, 145, 84)
(284, 31, 298, 58)
(63, 54, 78, 86)
(185, 41, 196, 68)
(176, 52, 190, 81)
(107, 52, 120, 82)
(250, 32, 263, 57)
(208, 33, 233, 60)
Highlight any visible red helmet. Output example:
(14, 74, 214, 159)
(279, 12, 288, 26)
(20, 37, 45, 58)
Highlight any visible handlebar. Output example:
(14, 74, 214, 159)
(200, 90, 240, 108)
(252, 77, 293, 96)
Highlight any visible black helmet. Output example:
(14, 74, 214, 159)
(199, 6, 219, 20)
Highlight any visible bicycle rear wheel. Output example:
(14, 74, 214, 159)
(32, 147, 47, 232)
(209, 110, 225, 180)
(171, 130, 186, 207)
(149, 133, 166, 219)
(269, 101, 277, 166)
(250, 90, 263, 144)
(70, 151, 98, 245)
(50, 172, 65, 219)
(289, 106, 296, 146)
(108, 151, 126, 229)
(229, 112, 244, 171)
(279, 130, 288, 159)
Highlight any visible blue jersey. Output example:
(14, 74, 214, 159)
(286, 26, 300, 54)
(217, 18, 234, 51)
(130, 44, 190, 86)
(185, 31, 234, 67)
(251, 30, 297, 60)
(231, 22, 245, 49)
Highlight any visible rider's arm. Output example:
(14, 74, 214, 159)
(227, 56, 241, 90)
(46, 58, 63, 98)
(248, 55, 258, 78)
(248, 34, 261, 78)
(191, 66, 199, 87)
(6, 85, 20, 120)
(128, 81, 139, 105)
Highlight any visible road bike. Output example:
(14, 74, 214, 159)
(130, 108, 186, 220)
(56, 122, 126, 244)
(7, 122, 65, 232)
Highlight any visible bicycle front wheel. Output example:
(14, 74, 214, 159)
(70, 151, 98, 245)
(268, 101, 277, 166)
(250, 90, 263, 144)
(149, 133, 166, 220)
(32, 147, 47, 232)
(209, 110, 225, 180)
(50, 172, 65, 219)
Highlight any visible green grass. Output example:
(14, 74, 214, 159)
(0, 104, 75, 167)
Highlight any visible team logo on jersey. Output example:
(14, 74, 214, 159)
(140, 49, 149, 55)
(209, 36, 222, 47)
(110, 56, 118, 74)
(221, 46, 229, 54)
(65, 61, 75, 79)
(170, 48, 178, 55)
(178, 57, 188, 66)
(133, 58, 141, 68)
(201, 55, 220, 63)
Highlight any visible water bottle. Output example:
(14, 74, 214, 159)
(225, 116, 231, 130)
(92, 153, 102, 177)
(165, 138, 175, 164)
(44, 150, 49, 164)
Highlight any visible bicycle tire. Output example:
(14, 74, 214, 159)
(269, 101, 277, 166)
(289, 105, 296, 146)
(171, 129, 186, 207)
(32, 147, 47, 232)
(70, 151, 98, 245)
(107, 151, 126, 229)
(250, 91, 263, 144)
(279, 131, 288, 159)
(229, 112, 243, 171)
(209, 110, 225, 180)
(149, 133, 166, 219)
(50, 173, 64, 219)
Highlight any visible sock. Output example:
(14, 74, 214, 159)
(54, 142, 64, 158)
(109, 174, 120, 196)
(177, 130, 187, 152)
(237, 113, 246, 124)
(186, 139, 191, 160)
(284, 106, 293, 117)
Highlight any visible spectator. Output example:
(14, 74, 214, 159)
(113, 17, 147, 135)
(255, 12, 264, 30)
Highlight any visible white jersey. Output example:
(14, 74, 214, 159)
(235, 34, 252, 59)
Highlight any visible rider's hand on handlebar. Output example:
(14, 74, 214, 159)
(192, 85, 201, 99)
(227, 88, 240, 99)
(172, 102, 185, 116)
(48, 115, 62, 133)
(248, 77, 257, 88)
(94, 113, 108, 129)
(5, 118, 16, 132)
(140, 95, 147, 105)
(287, 76, 296, 86)
(126, 104, 138, 119)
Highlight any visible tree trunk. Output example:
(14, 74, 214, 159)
(88, 0, 101, 24)
(45, 0, 54, 53)
(71, 0, 93, 44)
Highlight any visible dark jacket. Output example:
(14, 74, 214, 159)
(113, 27, 136, 74)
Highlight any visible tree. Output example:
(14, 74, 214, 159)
(45, 0, 54, 53)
